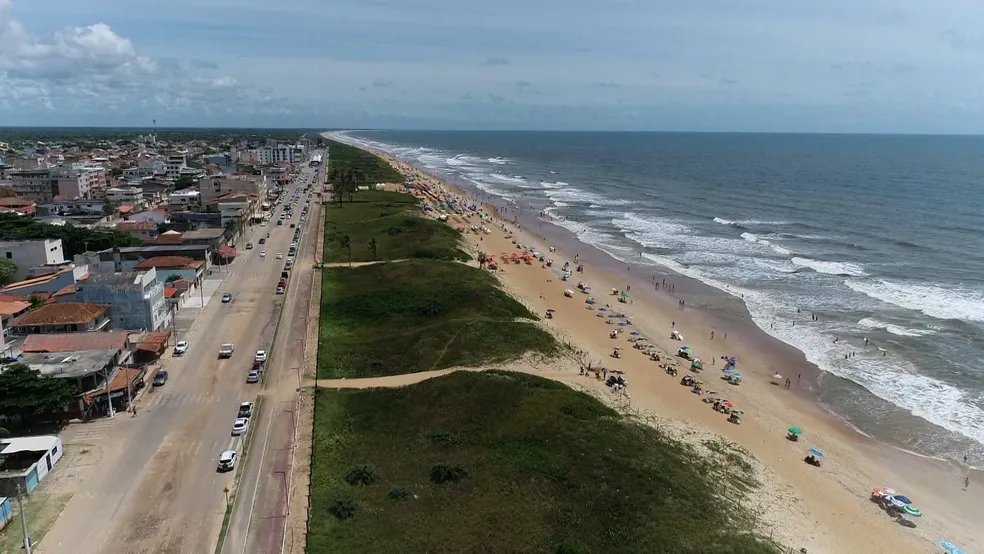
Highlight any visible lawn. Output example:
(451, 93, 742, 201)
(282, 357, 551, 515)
(317, 260, 558, 379)
(308, 371, 781, 554)
(0, 492, 72, 552)
(324, 139, 404, 184)
(323, 190, 469, 264)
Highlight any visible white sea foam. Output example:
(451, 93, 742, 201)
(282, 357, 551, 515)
(845, 279, 984, 323)
(858, 318, 934, 337)
(487, 157, 509, 165)
(713, 217, 734, 225)
(539, 181, 569, 189)
(490, 173, 527, 184)
(714, 217, 789, 226)
(791, 257, 866, 277)
(446, 155, 480, 167)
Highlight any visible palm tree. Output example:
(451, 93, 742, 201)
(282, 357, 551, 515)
(223, 219, 240, 242)
(367, 238, 378, 260)
(339, 234, 352, 266)
(26, 293, 45, 309)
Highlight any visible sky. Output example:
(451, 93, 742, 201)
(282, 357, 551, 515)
(3, 0, 984, 132)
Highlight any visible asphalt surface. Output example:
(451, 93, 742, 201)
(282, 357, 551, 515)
(39, 159, 322, 554)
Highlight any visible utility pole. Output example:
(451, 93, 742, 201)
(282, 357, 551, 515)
(16, 484, 31, 553)
(105, 367, 115, 419)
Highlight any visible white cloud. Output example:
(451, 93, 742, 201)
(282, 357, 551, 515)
(0, 0, 284, 122)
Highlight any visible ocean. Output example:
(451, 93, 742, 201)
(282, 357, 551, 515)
(336, 130, 984, 465)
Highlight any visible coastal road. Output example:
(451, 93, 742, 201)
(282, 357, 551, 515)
(38, 160, 322, 554)
(220, 166, 322, 554)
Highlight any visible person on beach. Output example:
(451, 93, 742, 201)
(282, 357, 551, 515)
(710, 331, 714, 340)
(964, 476, 970, 490)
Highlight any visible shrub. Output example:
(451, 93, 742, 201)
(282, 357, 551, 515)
(329, 499, 357, 520)
(344, 465, 378, 486)
(429, 463, 468, 484)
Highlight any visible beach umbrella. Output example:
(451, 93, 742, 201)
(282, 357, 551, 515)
(723, 401, 734, 409)
(772, 373, 783, 380)
(872, 487, 896, 496)
(598, 307, 608, 311)
(608, 314, 618, 318)
(808, 447, 824, 458)
(692, 360, 703, 369)
(618, 322, 628, 326)
(902, 505, 922, 517)
(788, 427, 802, 435)
(940, 540, 967, 554)
(630, 331, 641, 336)
(891, 495, 912, 505)
(729, 373, 742, 379)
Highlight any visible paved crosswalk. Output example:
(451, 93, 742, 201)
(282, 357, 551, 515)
(141, 389, 241, 411)
(64, 418, 118, 443)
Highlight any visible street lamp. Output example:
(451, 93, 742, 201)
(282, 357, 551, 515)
(16, 484, 32, 553)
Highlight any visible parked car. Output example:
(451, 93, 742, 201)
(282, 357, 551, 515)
(152, 370, 169, 386)
(238, 401, 253, 417)
(247, 370, 260, 383)
(222, 293, 233, 303)
(276, 286, 285, 295)
(217, 450, 237, 472)
(232, 418, 249, 436)
(254, 350, 267, 362)
(173, 341, 189, 356)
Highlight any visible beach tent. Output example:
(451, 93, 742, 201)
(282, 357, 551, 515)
(788, 427, 802, 436)
(691, 359, 703, 370)
(940, 540, 967, 554)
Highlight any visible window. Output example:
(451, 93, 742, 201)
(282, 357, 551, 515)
(52, 445, 58, 456)
(4, 252, 10, 258)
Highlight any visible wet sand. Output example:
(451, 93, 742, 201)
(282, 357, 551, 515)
(340, 142, 984, 554)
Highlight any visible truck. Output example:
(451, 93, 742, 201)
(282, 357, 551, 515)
(219, 343, 235, 358)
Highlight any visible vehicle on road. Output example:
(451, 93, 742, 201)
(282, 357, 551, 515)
(277, 220, 283, 226)
(260, 250, 266, 257)
(152, 370, 169, 387)
(173, 341, 189, 355)
(222, 293, 233, 303)
(217, 450, 237, 472)
(254, 350, 267, 362)
(246, 370, 260, 383)
(276, 286, 285, 295)
(276, 253, 283, 259)
(258, 238, 266, 244)
(245, 242, 253, 249)
(232, 418, 249, 436)
(219, 343, 235, 358)
(239, 402, 253, 417)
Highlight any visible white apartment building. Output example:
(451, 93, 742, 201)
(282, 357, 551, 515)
(168, 190, 201, 208)
(256, 145, 305, 165)
(123, 166, 156, 181)
(166, 152, 188, 180)
(9, 169, 54, 202)
(105, 186, 144, 206)
(51, 164, 107, 199)
(0, 238, 67, 280)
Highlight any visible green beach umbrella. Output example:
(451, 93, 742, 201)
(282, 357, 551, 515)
(691, 360, 703, 369)
(620, 291, 631, 298)
(902, 505, 922, 517)
(788, 427, 802, 435)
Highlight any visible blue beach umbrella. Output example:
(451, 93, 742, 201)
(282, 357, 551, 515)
(598, 307, 608, 311)
(891, 495, 912, 505)
(608, 314, 617, 318)
(630, 331, 641, 336)
(940, 540, 966, 554)
(728, 373, 742, 379)
(618, 322, 628, 326)
(808, 447, 824, 458)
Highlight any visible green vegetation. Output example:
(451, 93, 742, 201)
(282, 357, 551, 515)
(0, 364, 78, 425)
(318, 260, 557, 378)
(0, 493, 73, 552)
(308, 371, 781, 554)
(323, 190, 468, 263)
(0, 258, 17, 286)
(324, 138, 404, 187)
(0, 213, 141, 258)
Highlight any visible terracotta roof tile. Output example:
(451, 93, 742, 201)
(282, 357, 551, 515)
(133, 256, 202, 270)
(10, 302, 109, 327)
(116, 221, 157, 232)
(23, 331, 128, 353)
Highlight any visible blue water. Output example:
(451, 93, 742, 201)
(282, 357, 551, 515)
(337, 130, 984, 463)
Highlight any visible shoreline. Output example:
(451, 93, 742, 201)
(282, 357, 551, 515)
(327, 133, 984, 553)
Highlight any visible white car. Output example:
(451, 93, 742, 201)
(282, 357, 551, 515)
(260, 250, 266, 257)
(255, 350, 267, 362)
(217, 450, 237, 471)
(276, 253, 283, 259)
(232, 418, 249, 436)
(173, 340, 189, 356)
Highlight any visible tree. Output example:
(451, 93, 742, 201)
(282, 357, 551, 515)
(102, 201, 115, 216)
(26, 293, 46, 309)
(367, 238, 378, 260)
(173, 175, 196, 190)
(223, 219, 241, 242)
(0, 258, 17, 286)
(0, 363, 78, 423)
(165, 274, 181, 284)
(338, 234, 352, 266)
(0, 213, 141, 257)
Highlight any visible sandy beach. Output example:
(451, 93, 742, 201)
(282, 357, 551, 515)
(332, 140, 984, 554)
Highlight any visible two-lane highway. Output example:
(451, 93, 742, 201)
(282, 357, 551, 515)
(39, 158, 323, 554)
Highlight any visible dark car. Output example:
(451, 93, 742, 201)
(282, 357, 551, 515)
(152, 371, 169, 387)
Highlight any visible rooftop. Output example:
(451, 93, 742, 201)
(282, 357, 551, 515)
(23, 330, 129, 353)
(181, 228, 225, 241)
(116, 221, 158, 232)
(0, 435, 59, 455)
(16, 349, 118, 379)
(0, 300, 31, 317)
(85, 271, 150, 287)
(133, 256, 202, 270)
(10, 302, 109, 327)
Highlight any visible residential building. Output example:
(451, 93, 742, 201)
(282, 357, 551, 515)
(0, 435, 64, 496)
(126, 208, 168, 225)
(0, 197, 36, 216)
(178, 229, 226, 249)
(257, 144, 305, 164)
(105, 186, 144, 206)
(0, 265, 85, 298)
(75, 269, 172, 332)
(9, 169, 54, 202)
(7, 302, 111, 334)
(166, 152, 188, 180)
(215, 193, 256, 229)
(0, 239, 66, 280)
(199, 174, 265, 206)
(168, 189, 201, 209)
(36, 198, 107, 218)
(133, 256, 204, 283)
(115, 221, 160, 242)
(51, 164, 106, 199)
(122, 166, 156, 181)
(0, 297, 31, 332)
(168, 211, 221, 230)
